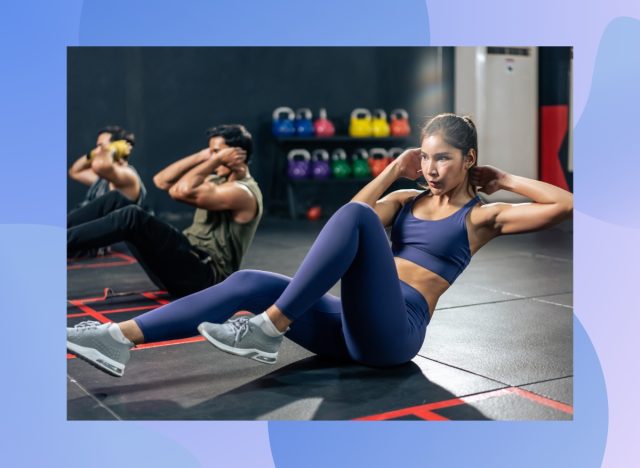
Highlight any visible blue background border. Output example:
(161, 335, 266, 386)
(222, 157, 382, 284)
(2, 1, 638, 466)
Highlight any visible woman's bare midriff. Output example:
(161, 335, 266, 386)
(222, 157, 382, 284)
(394, 257, 450, 317)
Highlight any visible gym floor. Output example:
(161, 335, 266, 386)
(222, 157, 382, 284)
(67, 217, 573, 421)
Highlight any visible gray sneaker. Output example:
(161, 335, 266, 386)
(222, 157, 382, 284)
(198, 317, 283, 364)
(67, 321, 132, 377)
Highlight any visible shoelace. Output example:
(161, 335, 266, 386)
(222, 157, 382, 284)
(74, 320, 102, 330)
(228, 317, 251, 342)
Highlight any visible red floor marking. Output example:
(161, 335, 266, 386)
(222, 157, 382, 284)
(141, 291, 170, 305)
(67, 301, 110, 323)
(67, 336, 206, 360)
(135, 336, 205, 350)
(67, 290, 168, 305)
(110, 252, 137, 262)
(67, 252, 137, 270)
(508, 387, 574, 415)
(354, 388, 512, 421)
(412, 410, 450, 421)
(67, 304, 159, 318)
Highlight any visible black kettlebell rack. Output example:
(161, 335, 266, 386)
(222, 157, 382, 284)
(269, 135, 414, 219)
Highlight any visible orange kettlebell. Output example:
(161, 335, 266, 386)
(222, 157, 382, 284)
(368, 148, 389, 177)
(390, 109, 411, 137)
(306, 205, 322, 221)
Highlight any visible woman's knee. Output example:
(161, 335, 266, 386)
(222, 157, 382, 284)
(336, 201, 379, 225)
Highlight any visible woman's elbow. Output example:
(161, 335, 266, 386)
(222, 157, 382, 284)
(562, 194, 573, 218)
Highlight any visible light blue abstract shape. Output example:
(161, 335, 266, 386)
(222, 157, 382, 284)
(575, 17, 640, 227)
(0, 225, 199, 467)
(79, 0, 429, 46)
(268, 315, 606, 467)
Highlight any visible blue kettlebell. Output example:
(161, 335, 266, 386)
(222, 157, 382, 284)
(272, 107, 296, 137)
(287, 149, 311, 180)
(295, 108, 315, 136)
(311, 149, 331, 180)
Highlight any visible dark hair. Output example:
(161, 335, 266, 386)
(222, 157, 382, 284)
(97, 125, 135, 146)
(205, 124, 253, 162)
(421, 113, 478, 195)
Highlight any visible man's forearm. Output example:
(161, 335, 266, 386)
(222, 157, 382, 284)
(175, 153, 224, 191)
(154, 150, 210, 189)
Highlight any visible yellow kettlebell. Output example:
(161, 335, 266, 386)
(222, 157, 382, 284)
(371, 109, 390, 137)
(109, 140, 133, 160)
(349, 108, 372, 137)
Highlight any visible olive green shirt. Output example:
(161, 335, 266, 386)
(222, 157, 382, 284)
(183, 174, 263, 281)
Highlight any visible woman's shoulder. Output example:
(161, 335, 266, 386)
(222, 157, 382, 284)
(387, 189, 426, 206)
(468, 195, 504, 230)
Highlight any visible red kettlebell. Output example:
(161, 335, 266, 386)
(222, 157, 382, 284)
(314, 108, 335, 137)
(368, 148, 389, 177)
(306, 205, 322, 221)
(390, 109, 411, 137)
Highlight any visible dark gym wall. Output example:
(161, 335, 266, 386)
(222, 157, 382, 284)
(68, 47, 453, 215)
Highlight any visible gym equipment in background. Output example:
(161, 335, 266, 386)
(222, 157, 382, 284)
(331, 148, 351, 179)
(313, 108, 335, 137)
(390, 109, 411, 137)
(351, 148, 371, 178)
(349, 108, 373, 137)
(272, 107, 296, 137)
(368, 148, 390, 177)
(287, 149, 312, 180)
(371, 109, 390, 137)
(295, 108, 315, 136)
(311, 149, 331, 180)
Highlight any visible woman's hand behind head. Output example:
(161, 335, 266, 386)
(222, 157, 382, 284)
(392, 148, 423, 180)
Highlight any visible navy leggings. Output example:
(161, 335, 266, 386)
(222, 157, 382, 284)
(135, 202, 430, 367)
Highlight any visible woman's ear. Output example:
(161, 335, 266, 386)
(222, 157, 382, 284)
(465, 149, 477, 169)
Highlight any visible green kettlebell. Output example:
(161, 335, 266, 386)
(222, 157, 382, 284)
(351, 148, 371, 178)
(331, 148, 352, 179)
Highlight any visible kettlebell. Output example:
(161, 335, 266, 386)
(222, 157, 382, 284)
(313, 108, 335, 137)
(311, 149, 331, 180)
(272, 107, 296, 137)
(349, 108, 373, 137)
(388, 147, 405, 160)
(371, 109, 390, 137)
(306, 205, 322, 221)
(390, 109, 411, 137)
(295, 108, 315, 136)
(368, 148, 389, 177)
(287, 149, 311, 180)
(331, 148, 351, 179)
(351, 148, 371, 178)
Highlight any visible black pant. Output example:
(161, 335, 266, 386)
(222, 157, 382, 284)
(68, 191, 216, 297)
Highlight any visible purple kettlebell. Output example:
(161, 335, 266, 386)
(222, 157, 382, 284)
(311, 149, 331, 180)
(287, 149, 311, 180)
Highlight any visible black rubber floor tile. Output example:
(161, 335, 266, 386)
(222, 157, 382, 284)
(67, 377, 118, 420)
(435, 280, 517, 310)
(420, 299, 572, 386)
(521, 377, 573, 405)
(455, 253, 572, 298)
(68, 263, 157, 299)
(470, 220, 572, 262)
(532, 293, 573, 308)
(67, 341, 503, 420)
(434, 393, 572, 420)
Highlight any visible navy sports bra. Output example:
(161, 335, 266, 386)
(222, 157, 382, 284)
(390, 191, 480, 284)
